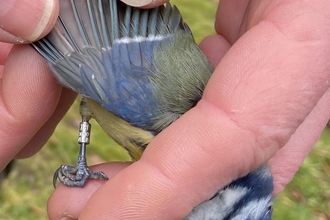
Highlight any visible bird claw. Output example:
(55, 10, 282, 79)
(53, 164, 108, 188)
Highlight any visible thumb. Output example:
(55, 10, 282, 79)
(0, 0, 59, 43)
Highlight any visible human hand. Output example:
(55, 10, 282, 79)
(41, 0, 330, 219)
(0, 0, 76, 170)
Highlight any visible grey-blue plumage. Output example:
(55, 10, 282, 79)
(31, 0, 273, 219)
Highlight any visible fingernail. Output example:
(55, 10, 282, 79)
(121, 0, 153, 7)
(0, 0, 55, 42)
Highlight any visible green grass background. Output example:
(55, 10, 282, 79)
(1, 0, 330, 219)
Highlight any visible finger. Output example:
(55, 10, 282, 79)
(215, 0, 250, 44)
(0, 0, 59, 43)
(120, 0, 168, 8)
(0, 45, 61, 169)
(48, 162, 131, 220)
(269, 88, 330, 195)
(199, 34, 231, 67)
(15, 88, 76, 158)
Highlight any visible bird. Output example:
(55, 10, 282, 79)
(31, 0, 274, 219)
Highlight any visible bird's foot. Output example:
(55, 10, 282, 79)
(53, 99, 109, 188)
(53, 164, 108, 187)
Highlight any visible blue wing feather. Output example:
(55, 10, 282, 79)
(31, 0, 187, 130)
(96, 40, 161, 127)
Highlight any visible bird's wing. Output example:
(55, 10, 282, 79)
(32, 0, 191, 130)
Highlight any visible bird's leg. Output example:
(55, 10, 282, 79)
(53, 99, 108, 187)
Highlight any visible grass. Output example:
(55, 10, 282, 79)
(273, 129, 330, 219)
(0, 0, 329, 219)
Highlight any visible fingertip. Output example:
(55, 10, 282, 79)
(48, 184, 97, 220)
(0, 0, 59, 43)
(47, 163, 130, 220)
(121, 0, 168, 8)
(199, 34, 231, 68)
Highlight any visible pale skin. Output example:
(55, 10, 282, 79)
(1, 0, 330, 219)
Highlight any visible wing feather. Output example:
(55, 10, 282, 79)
(31, 0, 188, 130)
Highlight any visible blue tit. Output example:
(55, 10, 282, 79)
(32, 0, 273, 219)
